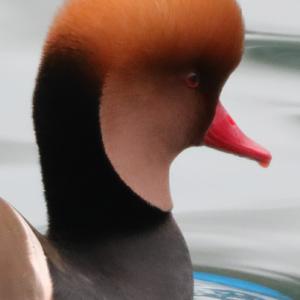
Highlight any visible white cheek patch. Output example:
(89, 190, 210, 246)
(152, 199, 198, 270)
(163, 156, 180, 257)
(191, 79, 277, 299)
(0, 198, 53, 300)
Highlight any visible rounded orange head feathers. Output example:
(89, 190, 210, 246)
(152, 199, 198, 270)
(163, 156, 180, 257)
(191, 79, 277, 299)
(48, 0, 244, 79)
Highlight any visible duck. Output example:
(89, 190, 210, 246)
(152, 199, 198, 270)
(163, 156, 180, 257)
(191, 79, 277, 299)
(0, 0, 272, 299)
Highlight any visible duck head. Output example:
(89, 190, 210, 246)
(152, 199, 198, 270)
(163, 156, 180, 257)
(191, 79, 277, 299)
(43, 0, 271, 215)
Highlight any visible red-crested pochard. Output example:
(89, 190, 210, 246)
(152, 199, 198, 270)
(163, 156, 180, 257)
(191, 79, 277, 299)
(0, 0, 271, 299)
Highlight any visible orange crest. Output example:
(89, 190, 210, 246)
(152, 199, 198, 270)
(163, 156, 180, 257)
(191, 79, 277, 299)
(47, 0, 244, 76)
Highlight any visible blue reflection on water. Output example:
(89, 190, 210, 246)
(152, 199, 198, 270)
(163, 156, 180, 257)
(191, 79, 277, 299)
(193, 272, 291, 300)
(195, 289, 268, 300)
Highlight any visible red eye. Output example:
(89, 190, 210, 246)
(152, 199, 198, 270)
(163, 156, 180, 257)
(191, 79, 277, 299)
(185, 72, 200, 89)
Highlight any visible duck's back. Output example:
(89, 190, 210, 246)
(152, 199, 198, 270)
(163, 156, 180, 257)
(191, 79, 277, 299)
(0, 198, 52, 300)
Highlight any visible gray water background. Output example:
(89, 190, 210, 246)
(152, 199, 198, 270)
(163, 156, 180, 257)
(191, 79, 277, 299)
(0, 0, 300, 298)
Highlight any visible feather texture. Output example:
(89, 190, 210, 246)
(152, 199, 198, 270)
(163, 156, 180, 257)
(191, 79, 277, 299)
(46, 0, 244, 77)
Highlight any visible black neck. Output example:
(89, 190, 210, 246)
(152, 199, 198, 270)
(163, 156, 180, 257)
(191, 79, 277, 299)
(33, 49, 165, 240)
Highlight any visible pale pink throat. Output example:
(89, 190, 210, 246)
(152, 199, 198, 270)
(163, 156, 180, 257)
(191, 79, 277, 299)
(100, 69, 212, 211)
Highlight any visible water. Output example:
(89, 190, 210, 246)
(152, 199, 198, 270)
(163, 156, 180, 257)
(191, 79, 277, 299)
(193, 272, 292, 299)
(176, 33, 300, 298)
(0, 1, 300, 299)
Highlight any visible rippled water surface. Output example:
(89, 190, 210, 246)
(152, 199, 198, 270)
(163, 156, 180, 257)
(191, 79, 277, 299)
(182, 34, 300, 299)
(0, 1, 300, 299)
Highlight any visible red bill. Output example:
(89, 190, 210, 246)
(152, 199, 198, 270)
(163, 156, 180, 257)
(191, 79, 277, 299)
(204, 102, 272, 167)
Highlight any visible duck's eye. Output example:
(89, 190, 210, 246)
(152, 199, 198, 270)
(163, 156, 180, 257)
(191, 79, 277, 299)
(185, 72, 200, 89)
